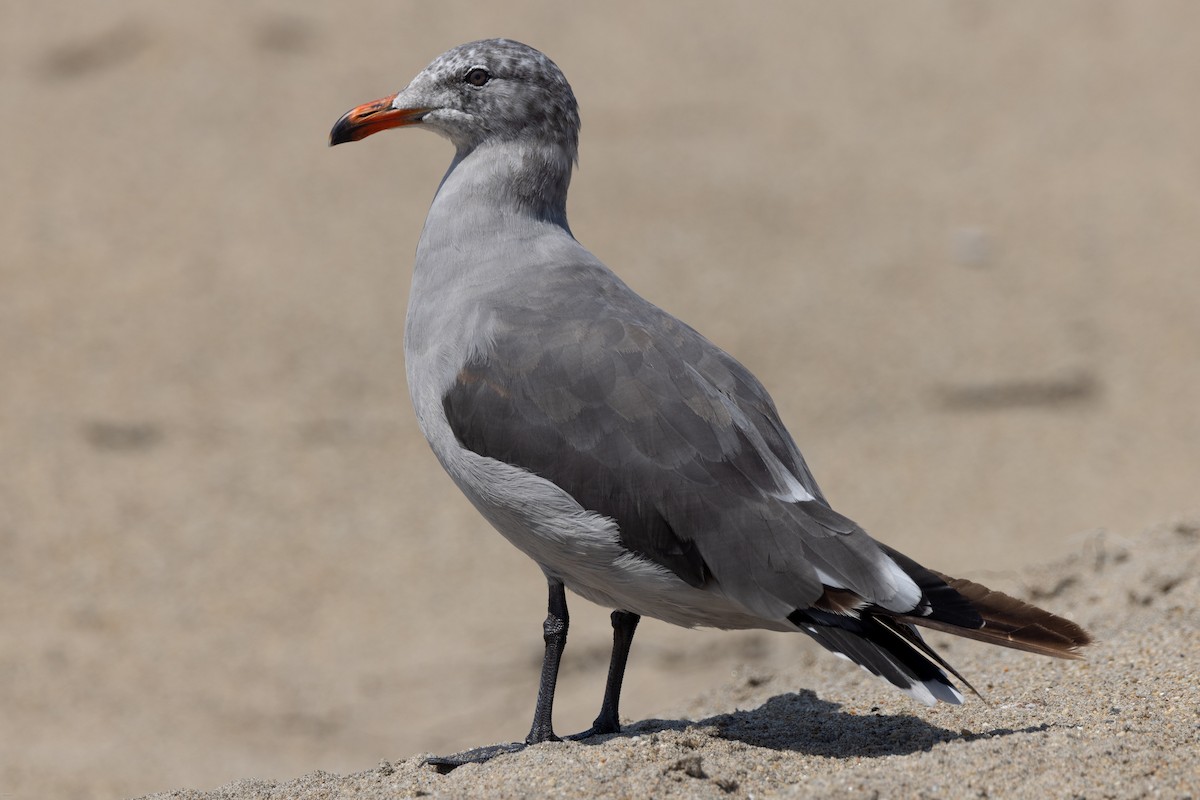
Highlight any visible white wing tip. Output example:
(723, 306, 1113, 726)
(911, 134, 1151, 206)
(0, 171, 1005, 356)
(901, 678, 964, 706)
(879, 555, 923, 611)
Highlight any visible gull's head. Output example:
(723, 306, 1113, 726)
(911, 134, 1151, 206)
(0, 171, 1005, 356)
(330, 38, 579, 160)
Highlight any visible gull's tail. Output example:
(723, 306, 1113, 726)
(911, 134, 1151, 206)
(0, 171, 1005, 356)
(790, 545, 1092, 705)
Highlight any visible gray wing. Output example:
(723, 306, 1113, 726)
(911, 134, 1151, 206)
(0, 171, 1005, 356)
(443, 269, 918, 619)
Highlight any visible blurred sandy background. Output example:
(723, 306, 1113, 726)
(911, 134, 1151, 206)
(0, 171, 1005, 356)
(2, 2, 1198, 797)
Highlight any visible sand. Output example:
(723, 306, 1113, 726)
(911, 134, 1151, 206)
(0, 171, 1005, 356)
(3, 2, 1199, 798)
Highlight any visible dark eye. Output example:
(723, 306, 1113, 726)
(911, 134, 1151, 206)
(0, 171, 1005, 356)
(464, 67, 491, 87)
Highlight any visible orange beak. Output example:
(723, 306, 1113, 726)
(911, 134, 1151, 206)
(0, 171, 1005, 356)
(329, 94, 429, 146)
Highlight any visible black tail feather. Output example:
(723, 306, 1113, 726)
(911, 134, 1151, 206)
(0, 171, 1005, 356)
(789, 608, 964, 703)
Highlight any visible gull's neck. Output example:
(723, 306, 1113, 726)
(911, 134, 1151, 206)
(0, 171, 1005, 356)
(410, 137, 582, 346)
(427, 139, 575, 235)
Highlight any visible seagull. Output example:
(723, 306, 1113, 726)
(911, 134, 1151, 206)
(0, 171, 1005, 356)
(329, 38, 1091, 767)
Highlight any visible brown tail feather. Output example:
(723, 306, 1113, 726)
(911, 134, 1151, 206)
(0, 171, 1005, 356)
(898, 573, 1093, 660)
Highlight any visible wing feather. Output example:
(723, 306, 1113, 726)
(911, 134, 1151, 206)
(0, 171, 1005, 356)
(440, 269, 910, 617)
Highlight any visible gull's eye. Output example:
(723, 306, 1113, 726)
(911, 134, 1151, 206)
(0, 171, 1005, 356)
(464, 67, 491, 87)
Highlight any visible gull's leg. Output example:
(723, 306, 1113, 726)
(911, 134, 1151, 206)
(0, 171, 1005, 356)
(526, 579, 569, 743)
(570, 609, 640, 739)
(425, 579, 569, 772)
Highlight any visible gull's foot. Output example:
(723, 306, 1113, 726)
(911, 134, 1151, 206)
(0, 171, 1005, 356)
(566, 728, 602, 742)
(425, 724, 614, 773)
(566, 719, 621, 741)
(424, 741, 528, 774)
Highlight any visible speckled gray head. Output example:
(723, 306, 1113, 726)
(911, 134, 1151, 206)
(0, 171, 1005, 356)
(330, 38, 580, 161)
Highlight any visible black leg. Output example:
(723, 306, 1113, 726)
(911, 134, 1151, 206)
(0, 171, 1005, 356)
(425, 579, 570, 773)
(526, 580, 569, 744)
(570, 609, 640, 739)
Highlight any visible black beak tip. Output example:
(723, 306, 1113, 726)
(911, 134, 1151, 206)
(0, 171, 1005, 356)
(329, 113, 357, 147)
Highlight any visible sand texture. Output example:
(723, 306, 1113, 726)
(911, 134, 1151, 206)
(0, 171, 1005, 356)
(4, 2, 1200, 798)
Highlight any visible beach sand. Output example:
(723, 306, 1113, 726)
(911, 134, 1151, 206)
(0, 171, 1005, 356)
(3, 2, 1199, 798)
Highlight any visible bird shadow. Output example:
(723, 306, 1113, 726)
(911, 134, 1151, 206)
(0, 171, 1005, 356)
(427, 690, 1049, 772)
(592, 690, 1047, 759)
